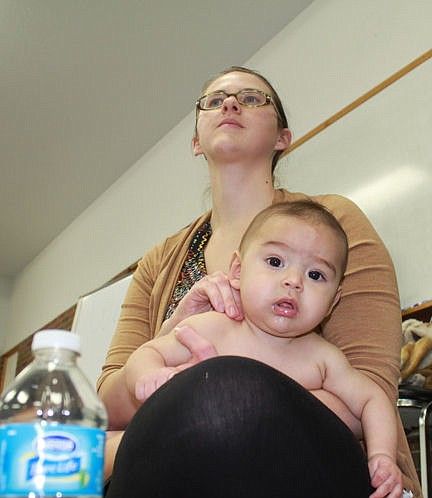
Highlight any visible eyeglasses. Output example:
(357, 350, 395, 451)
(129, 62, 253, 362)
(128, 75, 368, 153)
(196, 88, 273, 111)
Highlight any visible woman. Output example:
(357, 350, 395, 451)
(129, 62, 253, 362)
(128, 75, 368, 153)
(98, 67, 419, 497)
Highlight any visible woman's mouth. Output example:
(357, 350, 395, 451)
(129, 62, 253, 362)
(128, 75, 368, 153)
(218, 118, 243, 128)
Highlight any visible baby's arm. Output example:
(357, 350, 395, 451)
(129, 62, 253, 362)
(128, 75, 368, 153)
(124, 328, 194, 403)
(321, 342, 402, 498)
(125, 316, 221, 404)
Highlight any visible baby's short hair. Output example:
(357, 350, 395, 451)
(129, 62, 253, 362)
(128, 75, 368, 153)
(239, 199, 349, 276)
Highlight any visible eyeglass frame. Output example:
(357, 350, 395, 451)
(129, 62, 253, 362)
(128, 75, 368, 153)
(195, 88, 284, 126)
(195, 88, 273, 109)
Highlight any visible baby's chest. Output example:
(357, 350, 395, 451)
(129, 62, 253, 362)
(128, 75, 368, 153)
(275, 359, 324, 390)
(217, 338, 325, 391)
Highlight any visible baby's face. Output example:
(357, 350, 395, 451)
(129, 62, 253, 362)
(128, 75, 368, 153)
(237, 215, 344, 338)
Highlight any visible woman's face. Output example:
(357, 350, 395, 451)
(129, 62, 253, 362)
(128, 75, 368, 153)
(193, 71, 290, 164)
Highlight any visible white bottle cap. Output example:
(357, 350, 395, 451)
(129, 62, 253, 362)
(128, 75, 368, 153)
(32, 329, 81, 354)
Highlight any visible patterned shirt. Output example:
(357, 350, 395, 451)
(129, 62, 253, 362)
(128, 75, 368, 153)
(165, 222, 212, 319)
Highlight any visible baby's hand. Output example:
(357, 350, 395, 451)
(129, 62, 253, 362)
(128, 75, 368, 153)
(135, 366, 181, 402)
(368, 453, 402, 498)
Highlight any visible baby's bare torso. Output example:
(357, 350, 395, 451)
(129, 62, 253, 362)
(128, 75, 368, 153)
(187, 311, 333, 391)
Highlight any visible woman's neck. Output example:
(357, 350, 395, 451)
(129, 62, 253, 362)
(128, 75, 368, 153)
(203, 159, 276, 275)
(208, 160, 275, 232)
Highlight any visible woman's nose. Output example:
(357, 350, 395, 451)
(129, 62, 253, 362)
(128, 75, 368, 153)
(223, 95, 241, 113)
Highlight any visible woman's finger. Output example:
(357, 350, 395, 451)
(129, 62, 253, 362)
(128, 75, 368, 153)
(174, 271, 243, 319)
(196, 272, 243, 318)
(175, 325, 218, 362)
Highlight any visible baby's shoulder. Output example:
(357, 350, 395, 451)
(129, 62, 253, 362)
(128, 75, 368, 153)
(301, 333, 346, 361)
(181, 311, 238, 338)
(185, 310, 231, 325)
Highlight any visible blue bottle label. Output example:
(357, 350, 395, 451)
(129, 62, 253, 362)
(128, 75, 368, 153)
(0, 423, 105, 496)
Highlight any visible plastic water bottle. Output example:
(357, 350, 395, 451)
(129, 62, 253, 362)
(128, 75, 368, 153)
(0, 329, 108, 497)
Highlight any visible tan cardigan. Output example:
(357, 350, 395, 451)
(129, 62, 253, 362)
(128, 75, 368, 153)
(98, 189, 420, 496)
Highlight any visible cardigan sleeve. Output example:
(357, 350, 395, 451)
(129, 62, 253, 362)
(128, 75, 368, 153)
(317, 194, 420, 496)
(96, 212, 210, 393)
(317, 194, 401, 402)
(96, 242, 163, 392)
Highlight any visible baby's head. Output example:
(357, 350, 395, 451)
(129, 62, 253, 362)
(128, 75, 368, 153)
(239, 200, 348, 282)
(229, 200, 349, 337)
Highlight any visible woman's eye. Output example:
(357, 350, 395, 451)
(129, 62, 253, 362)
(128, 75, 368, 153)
(266, 257, 283, 268)
(243, 95, 259, 104)
(308, 271, 324, 281)
(208, 96, 224, 108)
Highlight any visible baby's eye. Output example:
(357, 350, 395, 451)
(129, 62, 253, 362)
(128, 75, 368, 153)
(308, 270, 325, 281)
(266, 257, 283, 268)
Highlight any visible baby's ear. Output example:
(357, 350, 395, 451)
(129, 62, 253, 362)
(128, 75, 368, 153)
(327, 288, 342, 316)
(228, 251, 242, 290)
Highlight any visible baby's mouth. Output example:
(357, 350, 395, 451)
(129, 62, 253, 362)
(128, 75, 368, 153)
(273, 299, 298, 317)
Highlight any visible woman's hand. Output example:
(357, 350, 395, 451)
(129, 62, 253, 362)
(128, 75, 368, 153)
(158, 271, 243, 336)
(176, 271, 243, 318)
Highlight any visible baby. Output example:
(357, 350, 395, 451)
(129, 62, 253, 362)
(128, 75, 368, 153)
(125, 200, 402, 498)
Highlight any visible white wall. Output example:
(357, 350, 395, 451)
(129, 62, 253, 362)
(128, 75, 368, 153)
(4, 0, 432, 353)
(278, 58, 432, 309)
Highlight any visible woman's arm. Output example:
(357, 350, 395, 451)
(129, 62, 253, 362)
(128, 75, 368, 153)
(105, 431, 124, 481)
(97, 242, 226, 428)
(319, 194, 401, 402)
(97, 250, 158, 428)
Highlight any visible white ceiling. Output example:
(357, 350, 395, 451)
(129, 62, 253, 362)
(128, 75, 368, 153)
(0, 0, 314, 278)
